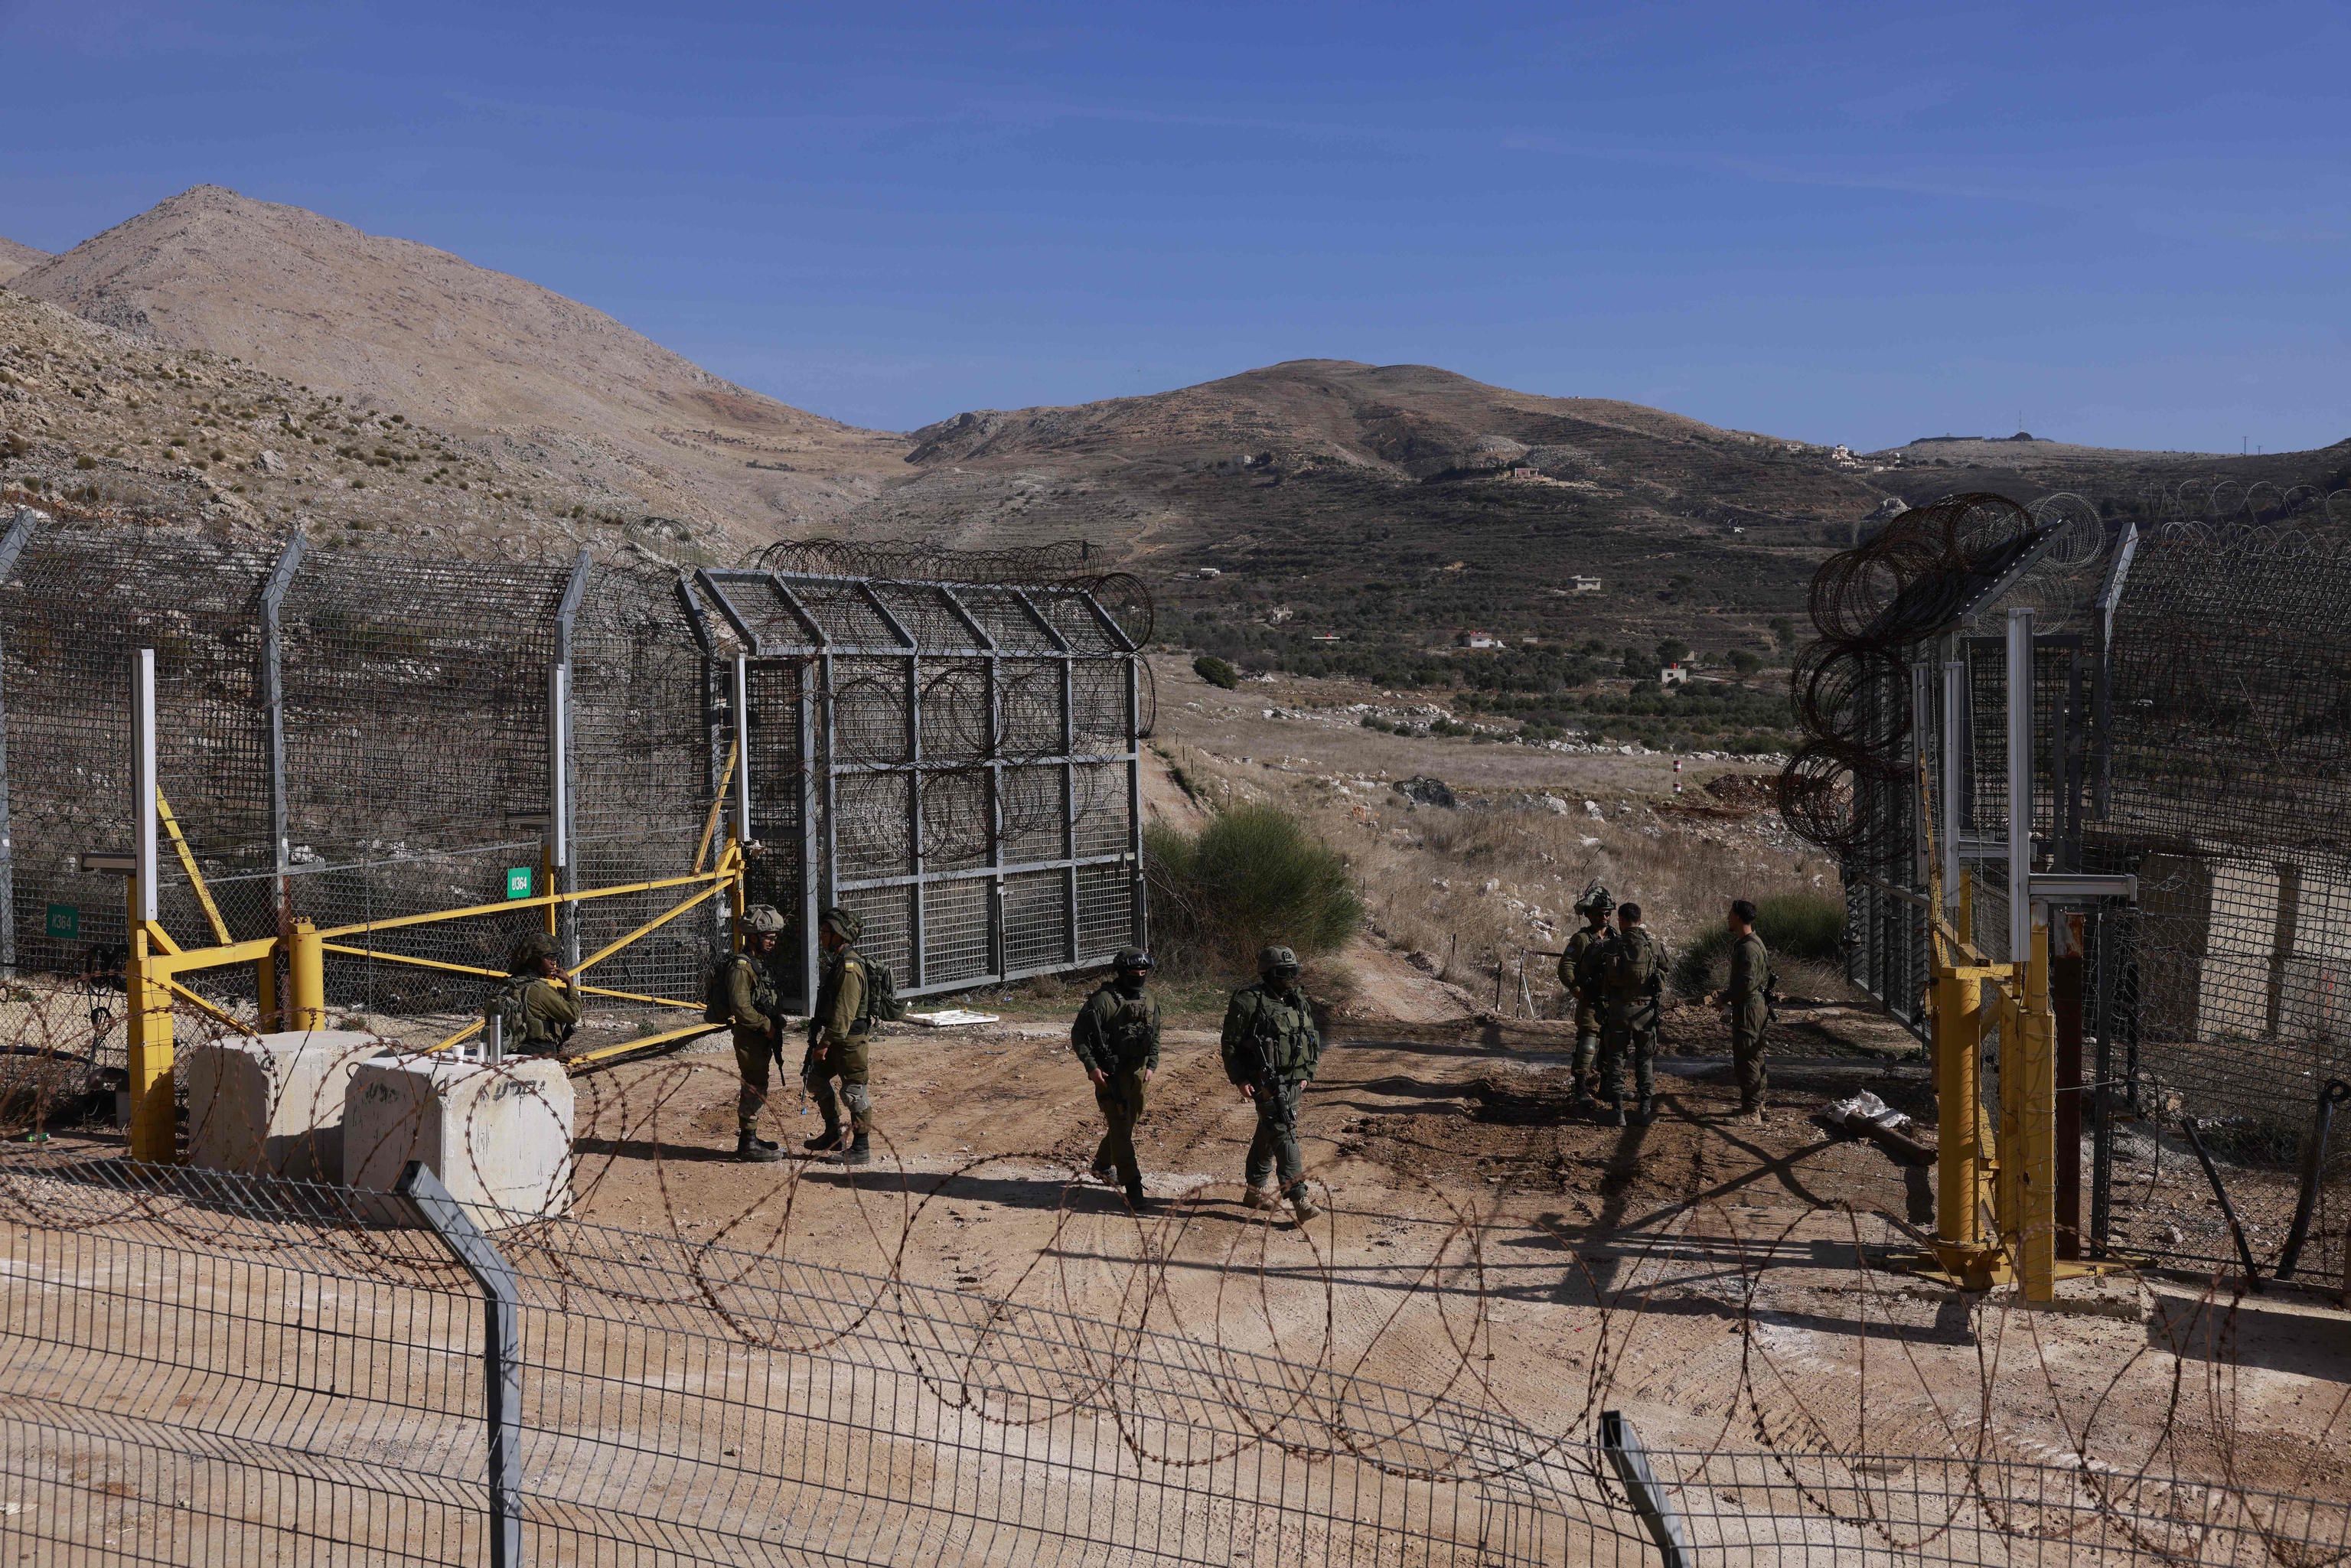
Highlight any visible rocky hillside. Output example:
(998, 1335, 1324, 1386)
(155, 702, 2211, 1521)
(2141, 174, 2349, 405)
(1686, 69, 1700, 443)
(0, 240, 46, 288)
(0, 288, 653, 559)
(12, 187, 905, 550)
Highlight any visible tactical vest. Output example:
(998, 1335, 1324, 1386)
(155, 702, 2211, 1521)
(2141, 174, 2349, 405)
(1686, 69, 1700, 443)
(814, 949, 871, 1035)
(1094, 987, 1156, 1065)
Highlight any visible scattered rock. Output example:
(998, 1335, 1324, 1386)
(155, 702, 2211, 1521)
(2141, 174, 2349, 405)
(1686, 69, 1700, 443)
(1394, 776, 1457, 809)
(253, 448, 285, 473)
(1584, 800, 1604, 819)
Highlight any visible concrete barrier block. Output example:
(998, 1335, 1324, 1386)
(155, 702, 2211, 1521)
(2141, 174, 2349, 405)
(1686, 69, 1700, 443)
(343, 1055, 574, 1226)
(184, 1029, 382, 1183)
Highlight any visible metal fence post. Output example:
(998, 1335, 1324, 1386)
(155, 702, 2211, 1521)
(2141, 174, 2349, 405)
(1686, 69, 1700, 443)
(398, 1160, 523, 1568)
(0, 508, 39, 972)
(553, 551, 590, 969)
(1600, 1410, 1689, 1567)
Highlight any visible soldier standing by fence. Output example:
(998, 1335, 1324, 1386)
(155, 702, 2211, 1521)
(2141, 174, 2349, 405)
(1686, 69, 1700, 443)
(1725, 899, 1775, 1123)
(1596, 902, 1667, 1128)
(1072, 947, 1162, 1214)
(803, 905, 875, 1166)
(721, 905, 787, 1162)
(1221, 944, 1325, 1223)
(1559, 884, 1614, 1113)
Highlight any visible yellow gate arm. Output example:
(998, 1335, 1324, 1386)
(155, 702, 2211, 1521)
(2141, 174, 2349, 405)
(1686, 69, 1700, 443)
(155, 788, 232, 947)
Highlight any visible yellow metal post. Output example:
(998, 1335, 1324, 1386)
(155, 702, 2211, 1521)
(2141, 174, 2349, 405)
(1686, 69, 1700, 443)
(124, 879, 176, 1163)
(1933, 967, 1992, 1268)
(289, 918, 326, 1031)
(255, 950, 279, 1032)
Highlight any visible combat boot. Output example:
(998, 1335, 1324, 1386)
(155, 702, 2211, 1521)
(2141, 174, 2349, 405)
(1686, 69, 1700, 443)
(1288, 1189, 1322, 1223)
(735, 1130, 784, 1163)
(1242, 1184, 1280, 1211)
(841, 1131, 871, 1166)
(1123, 1177, 1153, 1215)
(802, 1119, 843, 1153)
(1606, 1098, 1627, 1129)
(1634, 1095, 1655, 1126)
(1569, 1081, 1594, 1114)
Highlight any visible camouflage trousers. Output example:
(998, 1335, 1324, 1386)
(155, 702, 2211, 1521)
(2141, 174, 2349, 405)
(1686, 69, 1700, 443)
(803, 1032, 873, 1134)
(1573, 1030, 1601, 1091)
(1598, 1022, 1656, 1108)
(1732, 1010, 1770, 1107)
(1091, 1067, 1150, 1188)
(1244, 1082, 1307, 1197)
(733, 1026, 777, 1134)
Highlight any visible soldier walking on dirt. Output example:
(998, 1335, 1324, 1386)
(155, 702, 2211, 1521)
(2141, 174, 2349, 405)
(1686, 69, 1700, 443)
(1558, 884, 1613, 1112)
(491, 932, 582, 1056)
(1221, 945, 1324, 1223)
(1725, 899, 1775, 1122)
(802, 905, 876, 1166)
(722, 905, 788, 1162)
(1071, 947, 1162, 1214)
(1596, 903, 1668, 1128)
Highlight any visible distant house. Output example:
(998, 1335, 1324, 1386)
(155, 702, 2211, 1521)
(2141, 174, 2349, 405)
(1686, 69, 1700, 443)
(1570, 575, 1602, 593)
(1659, 663, 1689, 687)
(1196, 567, 1221, 579)
(1459, 630, 1504, 650)
(1266, 608, 1293, 625)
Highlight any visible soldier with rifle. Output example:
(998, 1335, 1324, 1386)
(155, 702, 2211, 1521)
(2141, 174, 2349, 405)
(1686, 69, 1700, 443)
(1724, 898, 1778, 1122)
(1596, 901, 1668, 1127)
(721, 905, 789, 1162)
(1558, 883, 1614, 1112)
(1220, 944, 1324, 1223)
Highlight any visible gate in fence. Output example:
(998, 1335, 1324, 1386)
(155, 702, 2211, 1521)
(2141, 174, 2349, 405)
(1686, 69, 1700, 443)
(0, 510, 1148, 1032)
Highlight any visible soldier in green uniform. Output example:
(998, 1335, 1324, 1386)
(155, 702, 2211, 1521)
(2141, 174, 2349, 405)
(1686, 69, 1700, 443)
(1071, 947, 1162, 1214)
(802, 905, 874, 1166)
(722, 905, 788, 1162)
(1220, 944, 1324, 1222)
(491, 932, 582, 1056)
(1557, 883, 1614, 1111)
(1596, 901, 1668, 1127)
(1724, 898, 1775, 1121)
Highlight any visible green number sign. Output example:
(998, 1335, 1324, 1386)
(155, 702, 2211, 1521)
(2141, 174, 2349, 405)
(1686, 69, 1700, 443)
(44, 903, 78, 940)
(505, 867, 533, 900)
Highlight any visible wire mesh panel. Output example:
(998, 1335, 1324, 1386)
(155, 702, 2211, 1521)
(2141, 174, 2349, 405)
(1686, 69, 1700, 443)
(1003, 869, 1068, 973)
(922, 878, 992, 986)
(0, 526, 280, 971)
(0, 1156, 1616, 1566)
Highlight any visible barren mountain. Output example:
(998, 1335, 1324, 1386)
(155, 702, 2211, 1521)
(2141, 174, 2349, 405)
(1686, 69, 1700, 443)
(852, 360, 1894, 653)
(13, 186, 906, 551)
(0, 240, 47, 288)
(0, 288, 653, 557)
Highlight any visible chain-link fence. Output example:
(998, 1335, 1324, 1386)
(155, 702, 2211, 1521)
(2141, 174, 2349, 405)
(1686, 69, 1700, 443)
(1792, 497, 2351, 1284)
(0, 512, 1145, 1033)
(9, 1152, 2349, 1565)
(0, 1152, 1614, 1565)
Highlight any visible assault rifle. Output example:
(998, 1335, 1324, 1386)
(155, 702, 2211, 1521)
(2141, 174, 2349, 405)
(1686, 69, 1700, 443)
(1247, 1006, 1305, 1131)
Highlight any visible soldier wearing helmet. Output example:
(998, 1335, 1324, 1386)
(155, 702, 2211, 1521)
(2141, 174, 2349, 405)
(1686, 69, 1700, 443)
(1558, 883, 1614, 1111)
(1071, 947, 1162, 1213)
(801, 905, 875, 1165)
(490, 931, 582, 1055)
(1219, 944, 1324, 1222)
(724, 904, 790, 1162)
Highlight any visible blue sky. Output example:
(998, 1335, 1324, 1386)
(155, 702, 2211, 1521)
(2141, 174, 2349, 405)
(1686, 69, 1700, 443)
(3, 2, 2345, 451)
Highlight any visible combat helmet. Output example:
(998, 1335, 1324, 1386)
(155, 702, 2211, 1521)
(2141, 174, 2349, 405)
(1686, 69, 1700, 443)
(819, 905, 863, 943)
(741, 903, 787, 936)
(507, 931, 556, 974)
(1112, 947, 1153, 973)
(1257, 944, 1299, 978)
(1575, 881, 1616, 919)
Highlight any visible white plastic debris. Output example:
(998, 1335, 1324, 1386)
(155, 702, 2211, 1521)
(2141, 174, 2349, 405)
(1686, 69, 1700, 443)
(906, 1009, 999, 1028)
(1827, 1090, 1915, 1136)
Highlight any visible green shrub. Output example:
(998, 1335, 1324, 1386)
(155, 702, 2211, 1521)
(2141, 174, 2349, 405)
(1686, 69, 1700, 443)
(1193, 654, 1239, 690)
(1146, 804, 1361, 976)
(1670, 891, 1846, 997)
